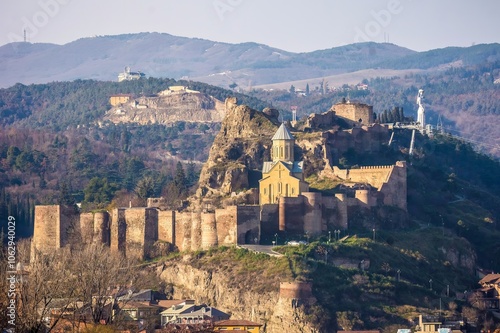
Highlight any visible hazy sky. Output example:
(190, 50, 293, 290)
(1, 0, 499, 52)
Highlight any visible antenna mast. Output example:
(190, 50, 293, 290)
(436, 114, 444, 134)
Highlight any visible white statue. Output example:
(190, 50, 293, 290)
(417, 89, 425, 129)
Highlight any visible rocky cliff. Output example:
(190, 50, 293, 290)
(104, 91, 225, 125)
(157, 254, 320, 333)
(195, 97, 281, 201)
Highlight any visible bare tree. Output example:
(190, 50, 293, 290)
(16, 242, 75, 333)
(69, 242, 139, 324)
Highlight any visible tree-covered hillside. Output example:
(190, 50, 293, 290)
(250, 60, 500, 158)
(0, 78, 272, 237)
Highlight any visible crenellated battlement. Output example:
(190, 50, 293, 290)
(359, 165, 393, 169)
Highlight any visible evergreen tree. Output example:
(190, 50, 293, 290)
(186, 161, 198, 186)
(135, 176, 156, 200)
(174, 162, 187, 193)
(58, 181, 76, 207)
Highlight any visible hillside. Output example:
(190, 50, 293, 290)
(1, 78, 500, 332)
(0, 33, 416, 88)
(3, 33, 498, 89)
(104, 89, 226, 125)
(249, 60, 500, 159)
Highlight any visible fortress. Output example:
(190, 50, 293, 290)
(32, 99, 407, 260)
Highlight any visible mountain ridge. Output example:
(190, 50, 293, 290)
(2, 32, 498, 89)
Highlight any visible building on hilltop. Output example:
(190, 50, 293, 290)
(259, 123, 309, 205)
(118, 66, 145, 82)
(331, 98, 374, 126)
(158, 86, 200, 95)
(109, 94, 132, 106)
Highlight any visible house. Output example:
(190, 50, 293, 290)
(477, 273, 500, 309)
(259, 123, 309, 205)
(415, 315, 442, 333)
(161, 304, 230, 326)
(213, 320, 262, 333)
(159, 300, 196, 326)
(114, 289, 169, 327)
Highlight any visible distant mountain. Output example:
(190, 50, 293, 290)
(0, 32, 418, 88)
(1, 32, 499, 90)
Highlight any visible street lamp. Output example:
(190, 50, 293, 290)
(396, 269, 401, 282)
(328, 231, 331, 244)
(372, 228, 376, 241)
(336, 230, 340, 241)
(360, 260, 365, 272)
(274, 233, 278, 246)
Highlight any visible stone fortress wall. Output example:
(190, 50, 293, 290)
(32, 99, 407, 260)
(331, 100, 374, 125)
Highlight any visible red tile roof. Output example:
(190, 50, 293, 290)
(214, 320, 262, 327)
(479, 273, 500, 285)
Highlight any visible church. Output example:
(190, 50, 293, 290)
(259, 123, 309, 205)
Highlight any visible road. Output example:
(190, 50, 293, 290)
(238, 244, 284, 257)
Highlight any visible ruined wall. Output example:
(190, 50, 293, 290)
(324, 124, 388, 165)
(110, 208, 126, 254)
(79, 212, 94, 244)
(124, 208, 158, 260)
(33, 205, 73, 253)
(335, 165, 393, 189)
(279, 282, 314, 300)
(201, 213, 218, 249)
(260, 204, 279, 236)
(236, 206, 261, 245)
(94, 211, 110, 245)
(215, 206, 238, 246)
(158, 210, 175, 244)
(335, 193, 348, 230)
(332, 101, 374, 125)
(280, 197, 305, 233)
(302, 192, 323, 236)
(321, 196, 347, 232)
(174, 211, 192, 252)
(191, 212, 202, 251)
(305, 110, 336, 130)
(378, 161, 407, 210)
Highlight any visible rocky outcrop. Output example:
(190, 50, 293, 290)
(157, 258, 319, 333)
(104, 91, 225, 125)
(196, 97, 280, 200)
(439, 245, 476, 272)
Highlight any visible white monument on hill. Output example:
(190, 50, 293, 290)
(416, 89, 425, 130)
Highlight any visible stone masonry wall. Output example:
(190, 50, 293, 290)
(236, 206, 261, 245)
(215, 206, 238, 246)
(158, 210, 175, 244)
(332, 101, 374, 125)
(33, 205, 61, 253)
(110, 208, 126, 254)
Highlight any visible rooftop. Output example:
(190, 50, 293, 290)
(272, 123, 294, 141)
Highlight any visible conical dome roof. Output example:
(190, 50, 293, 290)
(272, 123, 294, 140)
